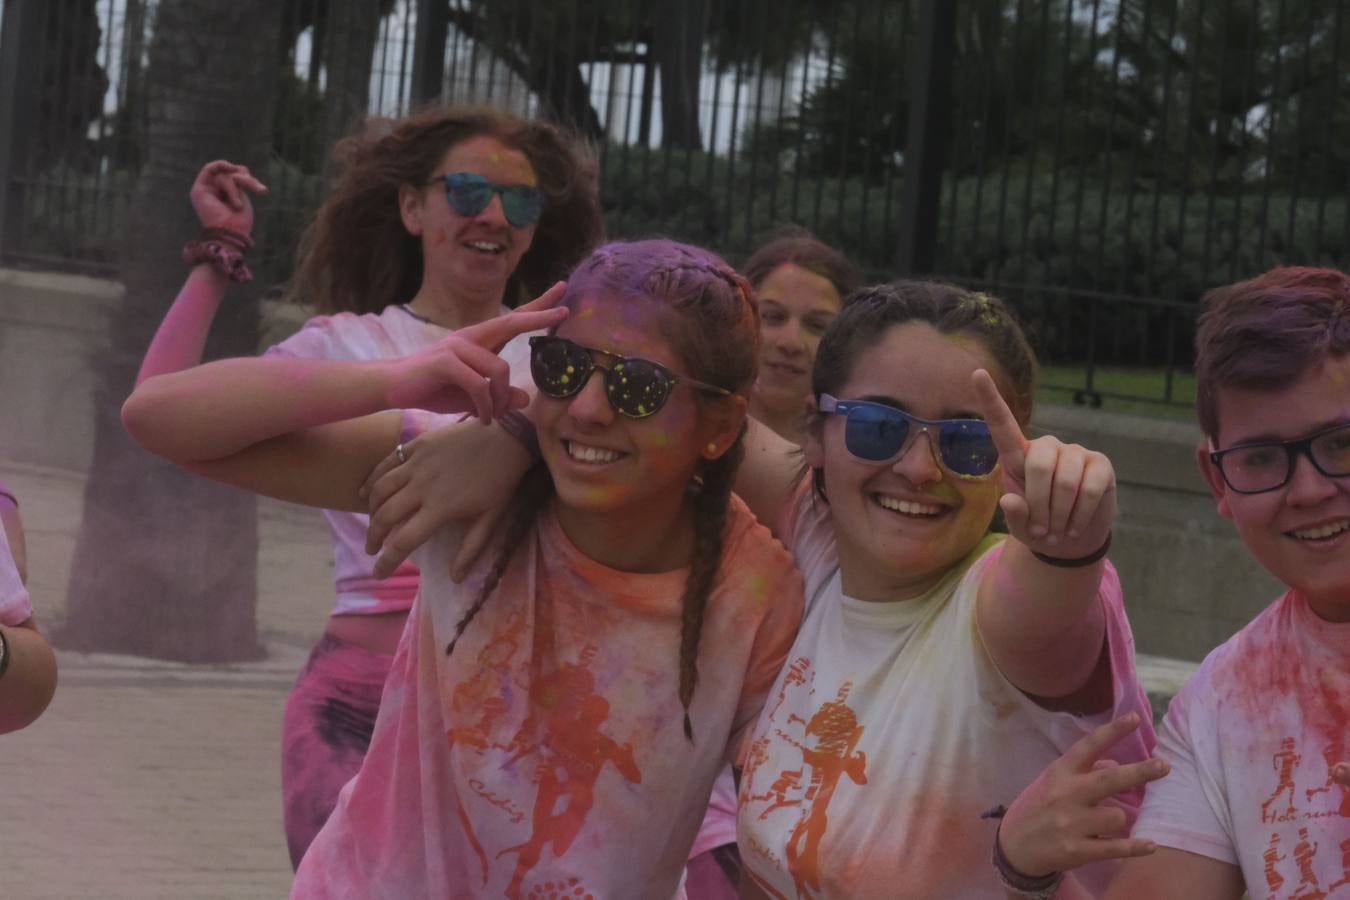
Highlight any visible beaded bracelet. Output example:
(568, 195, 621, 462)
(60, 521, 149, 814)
(1031, 530, 1112, 568)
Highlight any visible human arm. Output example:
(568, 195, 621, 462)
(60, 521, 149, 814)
(123, 295, 566, 511)
(972, 370, 1117, 709)
(0, 507, 56, 734)
(735, 416, 808, 537)
(136, 161, 267, 385)
(0, 618, 58, 734)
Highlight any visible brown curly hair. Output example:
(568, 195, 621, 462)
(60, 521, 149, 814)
(284, 105, 603, 314)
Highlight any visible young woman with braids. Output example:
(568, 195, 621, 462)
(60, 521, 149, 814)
(362, 279, 1158, 897)
(123, 240, 804, 897)
(135, 106, 602, 866)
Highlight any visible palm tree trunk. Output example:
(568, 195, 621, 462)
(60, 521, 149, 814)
(59, 0, 284, 661)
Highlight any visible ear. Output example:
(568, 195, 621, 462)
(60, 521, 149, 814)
(1196, 442, 1233, 520)
(398, 183, 425, 236)
(701, 394, 749, 460)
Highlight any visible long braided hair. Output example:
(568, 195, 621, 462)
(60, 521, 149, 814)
(444, 240, 760, 744)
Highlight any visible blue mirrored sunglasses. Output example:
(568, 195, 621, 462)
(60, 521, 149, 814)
(430, 172, 544, 228)
(819, 394, 1000, 477)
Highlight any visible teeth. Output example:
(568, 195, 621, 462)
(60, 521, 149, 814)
(566, 441, 622, 464)
(466, 240, 503, 254)
(875, 495, 942, 516)
(1292, 519, 1350, 540)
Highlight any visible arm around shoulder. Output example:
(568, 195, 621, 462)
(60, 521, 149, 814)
(736, 417, 807, 537)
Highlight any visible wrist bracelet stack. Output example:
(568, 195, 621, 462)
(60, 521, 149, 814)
(183, 226, 254, 283)
(992, 823, 1062, 899)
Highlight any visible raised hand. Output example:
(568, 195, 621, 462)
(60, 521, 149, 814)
(383, 283, 566, 420)
(998, 713, 1168, 878)
(189, 160, 267, 235)
(972, 370, 1116, 560)
(361, 424, 521, 580)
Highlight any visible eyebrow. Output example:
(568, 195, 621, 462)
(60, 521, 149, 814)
(1226, 418, 1350, 446)
(856, 394, 984, 421)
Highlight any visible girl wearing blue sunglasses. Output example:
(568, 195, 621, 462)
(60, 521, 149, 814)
(362, 279, 1156, 898)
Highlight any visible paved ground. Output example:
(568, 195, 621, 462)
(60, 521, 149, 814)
(0, 458, 1198, 899)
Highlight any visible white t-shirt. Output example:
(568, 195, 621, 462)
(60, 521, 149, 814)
(265, 305, 532, 616)
(1133, 590, 1350, 898)
(293, 496, 804, 899)
(0, 524, 30, 626)
(737, 482, 1155, 899)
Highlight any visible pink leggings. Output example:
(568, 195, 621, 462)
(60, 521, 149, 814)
(280, 634, 393, 869)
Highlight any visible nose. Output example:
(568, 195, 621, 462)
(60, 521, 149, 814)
(474, 191, 510, 228)
(1284, 450, 1338, 507)
(565, 367, 615, 427)
(772, 321, 805, 355)
(890, 428, 943, 486)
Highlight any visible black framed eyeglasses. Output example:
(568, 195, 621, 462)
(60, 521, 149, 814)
(429, 172, 544, 228)
(529, 335, 730, 419)
(1208, 422, 1350, 494)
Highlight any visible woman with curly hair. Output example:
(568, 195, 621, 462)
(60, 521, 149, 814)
(136, 105, 603, 866)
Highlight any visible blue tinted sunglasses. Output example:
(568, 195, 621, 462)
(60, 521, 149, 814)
(819, 394, 1000, 477)
(430, 172, 544, 227)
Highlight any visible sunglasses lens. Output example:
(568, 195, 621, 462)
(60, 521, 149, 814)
(444, 174, 492, 217)
(937, 423, 999, 476)
(844, 405, 910, 461)
(605, 357, 673, 418)
(530, 338, 590, 398)
(500, 186, 544, 227)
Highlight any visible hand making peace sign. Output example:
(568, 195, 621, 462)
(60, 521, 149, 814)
(972, 369, 1117, 561)
(382, 282, 567, 421)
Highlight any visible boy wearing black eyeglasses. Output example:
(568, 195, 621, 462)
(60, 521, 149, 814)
(995, 267, 1350, 900)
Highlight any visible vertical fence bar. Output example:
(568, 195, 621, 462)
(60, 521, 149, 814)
(0, 0, 44, 262)
(895, 0, 955, 275)
(411, 0, 449, 104)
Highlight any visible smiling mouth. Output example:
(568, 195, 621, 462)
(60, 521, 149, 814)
(764, 361, 805, 376)
(464, 239, 505, 255)
(873, 493, 944, 517)
(564, 440, 625, 464)
(1289, 519, 1350, 541)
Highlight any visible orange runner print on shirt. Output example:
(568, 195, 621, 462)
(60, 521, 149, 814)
(496, 647, 642, 900)
(781, 681, 868, 898)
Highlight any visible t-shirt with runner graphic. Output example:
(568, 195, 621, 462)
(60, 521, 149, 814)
(736, 481, 1155, 899)
(292, 495, 803, 899)
(1132, 590, 1350, 900)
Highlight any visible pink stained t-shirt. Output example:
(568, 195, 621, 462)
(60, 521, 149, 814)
(737, 480, 1155, 899)
(265, 305, 533, 616)
(0, 522, 30, 626)
(292, 495, 804, 899)
(1133, 590, 1350, 898)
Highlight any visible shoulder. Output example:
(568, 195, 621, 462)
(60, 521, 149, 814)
(265, 308, 423, 361)
(717, 495, 805, 616)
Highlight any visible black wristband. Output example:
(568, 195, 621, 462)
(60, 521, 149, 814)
(992, 822, 1062, 899)
(0, 626, 10, 681)
(1030, 530, 1111, 568)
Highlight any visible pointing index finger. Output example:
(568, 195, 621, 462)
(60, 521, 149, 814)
(972, 369, 1027, 472)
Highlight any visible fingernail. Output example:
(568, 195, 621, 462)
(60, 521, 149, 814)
(1031, 525, 1047, 537)
(1045, 534, 1059, 545)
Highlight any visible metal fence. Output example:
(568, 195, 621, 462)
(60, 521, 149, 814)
(2, 0, 1348, 410)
